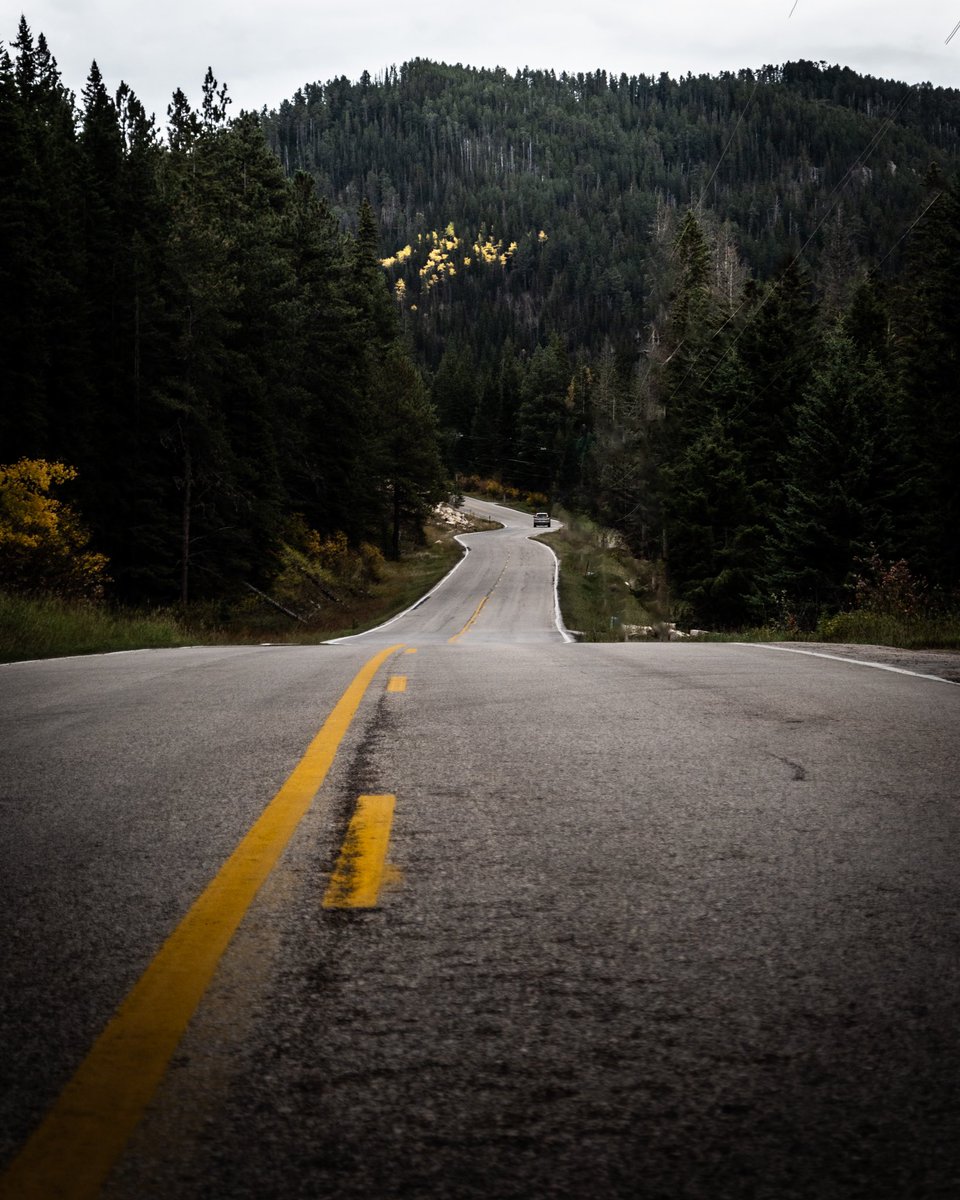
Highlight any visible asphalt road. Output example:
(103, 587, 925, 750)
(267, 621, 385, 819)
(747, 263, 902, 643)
(2, 501, 959, 1199)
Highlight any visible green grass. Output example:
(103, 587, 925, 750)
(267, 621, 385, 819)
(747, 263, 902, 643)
(724, 610, 960, 650)
(0, 592, 193, 662)
(11, 516, 956, 660)
(542, 510, 960, 651)
(814, 609, 960, 649)
(538, 510, 658, 641)
(0, 526, 466, 663)
(284, 532, 463, 641)
(205, 526, 464, 643)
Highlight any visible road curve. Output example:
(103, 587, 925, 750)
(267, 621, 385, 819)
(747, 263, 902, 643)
(2, 503, 959, 1200)
(332, 496, 570, 646)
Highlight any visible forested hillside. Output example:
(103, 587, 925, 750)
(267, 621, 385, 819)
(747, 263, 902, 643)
(264, 60, 960, 364)
(266, 59, 960, 629)
(1, 20, 445, 606)
(3, 20, 959, 632)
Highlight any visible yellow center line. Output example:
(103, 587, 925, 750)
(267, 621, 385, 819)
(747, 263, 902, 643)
(448, 555, 511, 644)
(0, 642, 404, 1200)
(387, 675, 407, 693)
(448, 595, 487, 643)
(322, 794, 397, 908)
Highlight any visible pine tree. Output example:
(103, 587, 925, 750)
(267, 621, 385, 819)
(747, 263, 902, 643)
(0, 44, 36, 451)
(660, 411, 766, 628)
(278, 173, 371, 542)
(732, 261, 819, 496)
(371, 345, 447, 558)
(513, 336, 573, 497)
(431, 343, 480, 471)
(76, 61, 126, 507)
(773, 323, 897, 622)
(2, 22, 85, 462)
(893, 168, 960, 592)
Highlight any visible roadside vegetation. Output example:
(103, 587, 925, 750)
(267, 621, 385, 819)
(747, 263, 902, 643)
(728, 613, 960, 650)
(543, 511, 960, 650)
(1, 504, 475, 662)
(457, 475, 549, 513)
(728, 552, 960, 649)
(538, 511, 661, 642)
(6, 26, 959, 652)
(210, 518, 466, 643)
(0, 592, 194, 663)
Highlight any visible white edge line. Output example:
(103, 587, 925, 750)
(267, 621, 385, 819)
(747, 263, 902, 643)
(737, 643, 959, 685)
(328, 498, 574, 645)
(459, 495, 574, 644)
(530, 536, 576, 644)
(463, 494, 573, 643)
(325, 536, 474, 643)
(0, 645, 207, 668)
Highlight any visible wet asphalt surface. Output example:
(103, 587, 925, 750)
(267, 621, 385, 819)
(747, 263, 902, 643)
(2, 501, 960, 1198)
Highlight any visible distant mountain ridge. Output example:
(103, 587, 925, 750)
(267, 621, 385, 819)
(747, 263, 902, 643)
(263, 58, 960, 361)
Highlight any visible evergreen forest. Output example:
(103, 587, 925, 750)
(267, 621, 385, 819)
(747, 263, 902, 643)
(4, 19, 960, 631)
(1, 20, 446, 609)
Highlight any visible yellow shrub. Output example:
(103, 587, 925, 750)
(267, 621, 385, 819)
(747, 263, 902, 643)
(0, 459, 109, 599)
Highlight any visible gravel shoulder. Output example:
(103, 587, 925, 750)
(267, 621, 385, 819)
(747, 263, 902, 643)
(763, 641, 960, 685)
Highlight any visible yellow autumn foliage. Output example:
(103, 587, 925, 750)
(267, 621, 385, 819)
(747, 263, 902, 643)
(269, 525, 386, 619)
(380, 221, 531, 310)
(0, 459, 109, 598)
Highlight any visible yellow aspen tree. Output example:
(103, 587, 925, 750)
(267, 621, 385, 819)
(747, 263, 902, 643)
(0, 460, 109, 598)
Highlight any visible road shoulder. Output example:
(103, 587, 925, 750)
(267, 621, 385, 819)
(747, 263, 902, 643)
(760, 641, 960, 684)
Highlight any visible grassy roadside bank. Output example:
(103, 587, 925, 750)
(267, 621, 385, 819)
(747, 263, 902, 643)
(721, 612, 960, 650)
(1, 520, 469, 664)
(542, 509, 960, 650)
(7, 506, 957, 661)
(0, 592, 194, 662)
(538, 511, 659, 641)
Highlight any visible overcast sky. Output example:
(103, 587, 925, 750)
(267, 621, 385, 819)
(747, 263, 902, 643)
(9, 1, 960, 129)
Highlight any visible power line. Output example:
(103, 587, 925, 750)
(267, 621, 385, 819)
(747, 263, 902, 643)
(871, 189, 943, 273)
(696, 75, 761, 212)
(662, 84, 917, 407)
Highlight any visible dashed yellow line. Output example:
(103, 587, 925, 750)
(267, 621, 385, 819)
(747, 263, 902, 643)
(387, 675, 407, 692)
(448, 555, 511, 644)
(0, 643, 404, 1200)
(448, 596, 488, 643)
(322, 795, 397, 908)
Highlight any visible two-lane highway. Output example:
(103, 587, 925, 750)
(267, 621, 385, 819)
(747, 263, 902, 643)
(332, 497, 570, 646)
(2, 500, 959, 1198)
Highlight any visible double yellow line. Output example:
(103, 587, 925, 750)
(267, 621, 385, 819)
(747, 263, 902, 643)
(0, 643, 404, 1200)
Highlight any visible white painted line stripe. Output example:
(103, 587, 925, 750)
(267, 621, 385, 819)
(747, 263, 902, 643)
(325, 539, 473, 644)
(530, 537, 575, 644)
(738, 643, 959, 685)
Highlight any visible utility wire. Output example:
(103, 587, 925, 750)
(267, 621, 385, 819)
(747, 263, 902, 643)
(871, 190, 943, 273)
(661, 85, 917, 407)
(696, 75, 761, 212)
